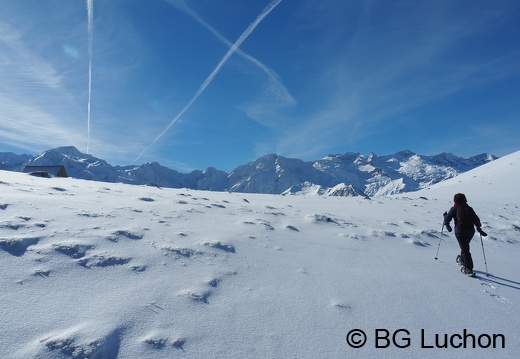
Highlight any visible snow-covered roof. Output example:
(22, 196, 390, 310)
(22, 165, 68, 177)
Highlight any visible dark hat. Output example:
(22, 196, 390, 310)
(454, 193, 467, 204)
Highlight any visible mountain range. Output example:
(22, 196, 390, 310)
(0, 146, 497, 197)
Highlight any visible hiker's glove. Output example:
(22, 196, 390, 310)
(477, 228, 487, 237)
(445, 224, 452, 232)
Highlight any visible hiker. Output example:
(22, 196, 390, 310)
(443, 193, 487, 275)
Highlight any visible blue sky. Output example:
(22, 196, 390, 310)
(1, 0, 519, 172)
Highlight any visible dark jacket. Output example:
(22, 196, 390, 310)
(444, 203, 482, 234)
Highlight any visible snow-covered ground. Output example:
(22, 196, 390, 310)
(1, 151, 519, 358)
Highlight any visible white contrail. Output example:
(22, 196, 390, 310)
(134, 0, 283, 163)
(164, 0, 295, 106)
(86, 0, 93, 154)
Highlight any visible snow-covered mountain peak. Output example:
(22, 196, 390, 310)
(0, 147, 500, 197)
(34, 146, 89, 162)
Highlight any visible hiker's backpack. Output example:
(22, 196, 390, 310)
(457, 205, 475, 227)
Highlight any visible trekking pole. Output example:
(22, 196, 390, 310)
(434, 224, 444, 260)
(480, 233, 490, 276)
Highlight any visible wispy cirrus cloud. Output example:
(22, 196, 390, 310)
(0, 102, 85, 153)
(0, 4, 152, 163)
(0, 21, 76, 153)
(0, 22, 64, 91)
(273, 1, 520, 159)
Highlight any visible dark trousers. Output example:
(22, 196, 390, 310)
(455, 231, 474, 270)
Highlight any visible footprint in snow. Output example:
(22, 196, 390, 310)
(78, 254, 131, 268)
(179, 290, 211, 304)
(266, 211, 286, 217)
(0, 237, 40, 256)
(143, 336, 186, 351)
(410, 239, 431, 247)
(39, 326, 123, 358)
(52, 243, 93, 259)
(206, 271, 237, 288)
(0, 222, 24, 230)
(420, 230, 439, 238)
(208, 278, 221, 288)
(172, 338, 186, 350)
(260, 222, 275, 230)
(107, 230, 143, 242)
(371, 230, 396, 238)
(75, 211, 106, 218)
(384, 222, 399, 227)
(144, 337, 168, 349)
(331, 302, 353, 311)
(203, 241, 236, 253)
(478, 280, 513, 308)
(131, 265, 147, 273)
(157, 246, 201, 258)
(33, 269, 51, 278)
(307, 214, 340, 225)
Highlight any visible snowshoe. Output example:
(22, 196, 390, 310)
(461, 267, 475, 277)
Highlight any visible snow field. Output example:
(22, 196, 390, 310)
(1, 151, 519, 358)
